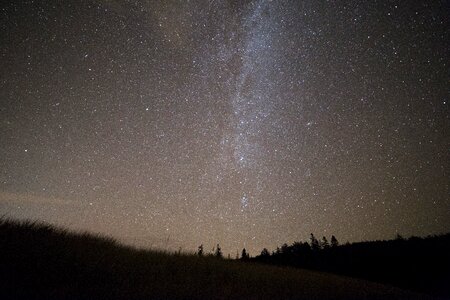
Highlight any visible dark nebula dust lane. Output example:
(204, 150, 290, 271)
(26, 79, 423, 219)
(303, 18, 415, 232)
(0, 0, 448, 254)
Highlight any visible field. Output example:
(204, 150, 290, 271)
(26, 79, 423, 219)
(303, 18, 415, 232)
(0, 219, 438, 300)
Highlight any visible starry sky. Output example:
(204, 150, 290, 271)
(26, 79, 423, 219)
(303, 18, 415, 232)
(0, 0, 449, 255)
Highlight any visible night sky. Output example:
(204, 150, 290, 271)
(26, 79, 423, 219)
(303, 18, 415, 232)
(1, 0, 449, 255)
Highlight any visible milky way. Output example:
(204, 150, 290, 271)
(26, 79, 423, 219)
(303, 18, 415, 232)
(0, 0, 449, 255)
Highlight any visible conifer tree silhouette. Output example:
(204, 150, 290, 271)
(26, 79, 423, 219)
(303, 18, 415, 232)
(321, 236, 330, 249)
(241, 248, 249, 260)
(214, 244, 223, 258)
(197, 244, 204, 256)
(331, 235, 339, 248)
(260, 248, 270, 257)
(310, 233, 320, 251)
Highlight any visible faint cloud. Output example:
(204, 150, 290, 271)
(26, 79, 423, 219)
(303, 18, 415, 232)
(0, 191, 75, 207)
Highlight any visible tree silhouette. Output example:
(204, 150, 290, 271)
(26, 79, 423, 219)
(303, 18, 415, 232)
(214, 244, 223, 258)
(310, 233, 320, 251)
(291, 242, 301, 253)
(197, 244, 203, 256)
(241, 248, 249, 260)
(260, 248, 270, 257)
(331, 235, 339, 248)
(291, 241, 309, 255)
(396, 233, 404, 241)
(281, 243, 290, 254)
(252, 233, 450, 298)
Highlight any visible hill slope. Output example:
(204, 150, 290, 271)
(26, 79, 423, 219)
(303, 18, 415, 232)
(253, 234, 450, 298)
(0, 219, 436, 300)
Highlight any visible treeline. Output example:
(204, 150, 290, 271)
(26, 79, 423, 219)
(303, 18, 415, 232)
(196, 244, 250, 260)
(251, 233, 450, 298)
(2, 219, 431, 300)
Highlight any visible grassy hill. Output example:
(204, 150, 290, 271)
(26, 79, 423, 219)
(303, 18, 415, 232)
(252, 234, 450, 298)
(0, 219, 438, 300)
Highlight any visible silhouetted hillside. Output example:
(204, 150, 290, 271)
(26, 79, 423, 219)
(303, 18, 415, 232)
(253, 234, 450, 299)
(0, 219, 437, 300)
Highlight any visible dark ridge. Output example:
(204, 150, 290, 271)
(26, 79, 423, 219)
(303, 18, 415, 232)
(252, 233, 450, 299)
(0, 218, 436, 300)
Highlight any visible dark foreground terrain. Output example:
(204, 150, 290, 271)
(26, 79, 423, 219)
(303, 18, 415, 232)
(253, 234, 450, 299)
(0, 219, 441, 300)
